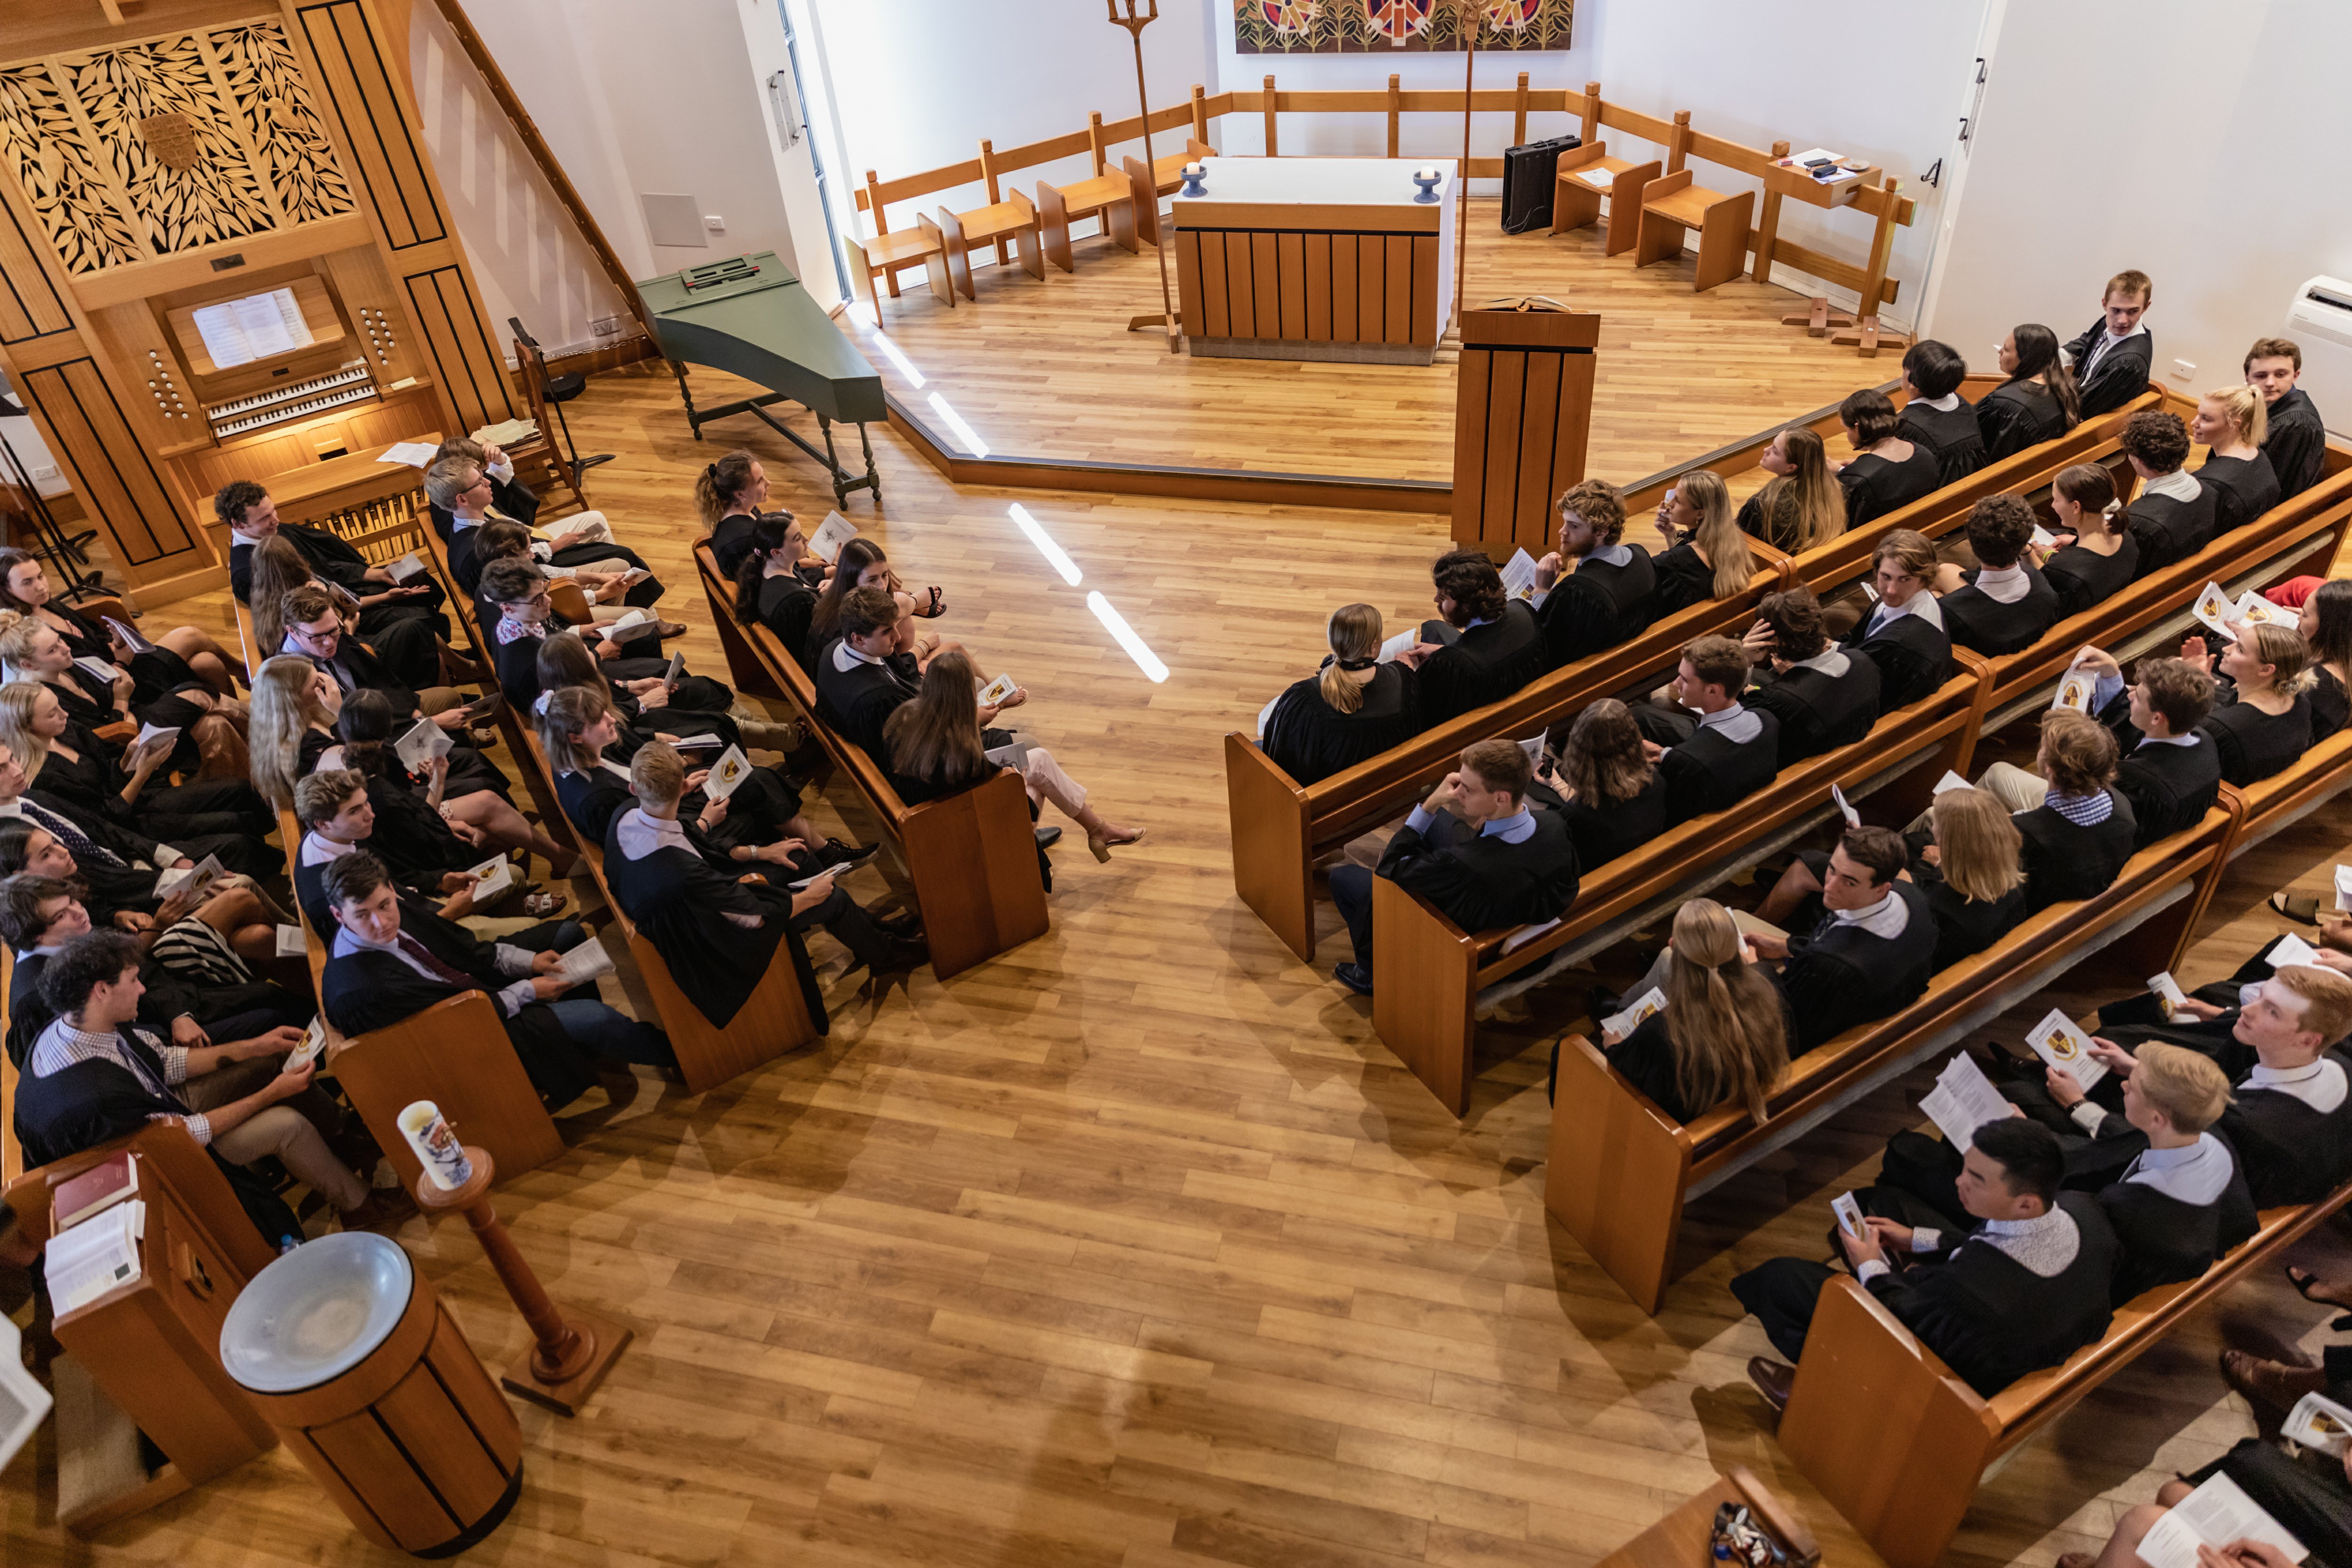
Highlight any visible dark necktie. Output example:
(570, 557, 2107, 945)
(20, 798, 123, 868)
(395, 931, 477, 991)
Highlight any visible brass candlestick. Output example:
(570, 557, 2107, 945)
(1109, 0, 1180, 352)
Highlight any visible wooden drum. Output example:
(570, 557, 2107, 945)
(218, 1233, 522, 1556)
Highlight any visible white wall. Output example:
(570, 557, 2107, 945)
(1925, 0, 2352, 410)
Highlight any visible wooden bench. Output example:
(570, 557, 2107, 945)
(695, 545, 1048, 978)
(1372, 660, 1993, 1114)
(1231, 388, 2157, 963)
(921, 142, 1045, 303)
(1548, 141, 1659, 255)
(1780, 1170, 2352, 1568)
(1543, 800, 2240, 1316)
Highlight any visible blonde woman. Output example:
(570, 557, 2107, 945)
(1734, 427, 1844, 555)
(2192, 384, 2281, 531)
(0, 679, 273, 853)
(2180, 619, 2314, 785)
(2036, 463, 2138, 616)
(1649, 470, 1755, 612)
(248, 653, 345, 808)
(1260, 604, 1421, 785)
(1593, 898, 1789, 1124)
(1914, 785, 2029, 968)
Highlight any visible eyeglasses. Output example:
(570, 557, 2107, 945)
(291, 622, 340, 647)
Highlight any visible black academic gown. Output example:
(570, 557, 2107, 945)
(2114, 735, 2221, 849)
(1647, 541, 1720, 615)
(2311, 666, 2351, 745)
(2100, 1160, 2259, 1304)
(2122, 482, 2218, 576)
(1841, 605, 1954, 710)
(1900, 399, 1989, 486)
(1262, 662, 1420, 786)
(1837, 443, 1944, 527)
(1919, 870, 2028, 972)
(1778, 881, 1938, 1051)
(1658, 709, 1782, 825)
(1533, 550, 1656, 668)
(2196, 687, 2311, 787)
(2013, 790, 2137, 913)
(1974, 380, 2069, 462)
(1939, 568, 2062, 656)
(230, 521, 448, 637)
(2040, 537, 2138, 619)
(2061, 321, 2152, 417)
(2198, 451, 2282, 533)
(1744, 651, 1881, 768)
(2260, 387, 2328, 502)
(750, 573, 820, 673)
(813, 639, 921, 772)
(601, 817, 828, 1033)
(1372, 809, 1581, 936)
(321, 937, 598, 1111)
(1532, 775, 1669, 871)
(1415, 603, 1548, 726)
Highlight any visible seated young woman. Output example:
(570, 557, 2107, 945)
(2193, 383, 2284, 532)
(1974, 323, 2082, 461)
(0, 609, 246, 781)
(1526, 698, 1666, 870)
(732, 512, 824, 661)
(0, 547, 242, 700)
(1836, 530, 1955, 708)
(1591, 898, 1789, 1125)
(802, 538, 954, 678)
(699, 449, 772, 577)
(245, 532, 454, 695)
(1908, 784, 2030, 969)
(1646, 470, 1755, 615)
(1259, 604, 1420, 786)
(2010, 710, 2139, 912)
(247, 650, 347, 807)
(884, 649, 1144, 861)
(1833, 388, 1943, 526)
(2179, 619, 2316, 786)
(469, 517, 635, 629)
(2293, 577, 2352, 743)
(340, 688, 572, 883)
(1733, 426, 1845, 556)
(0, 818, 283, 973)
(2034, 462, 2139, 617)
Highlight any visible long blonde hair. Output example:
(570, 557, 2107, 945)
(1320, 604, 1383, 715)
(1759, 427, 1846, 552)
(1674, 470, 1753, 598)
(1930, 788, 2025, 904)
(1661, 899, 1790, 1122)
(882, 647, 992, 789)
(249, 654, 332, 807)
(2204, 384, 2267, 449)
(0, 682, 51, 785)
(2241, 621, 2315, 696)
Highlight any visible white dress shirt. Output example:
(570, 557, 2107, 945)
(2121, 1132, 2235, 1204)
(1832, 886, 1911, 940)
(1866, 589, 1946, 637)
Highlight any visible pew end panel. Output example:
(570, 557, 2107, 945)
(900, 769, 1051, 979)
(1369, 875, 1486, 1115)
(326, 991, 562, 1197)
(628, 900, 819, 1094)
(1775, 1276, 1999, 1568)
(1542, 1034, 1695, 1314)
(709, 602, 792, 703)
(1225, 733, 1319, 962)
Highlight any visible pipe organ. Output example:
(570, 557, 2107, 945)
(0, 0, 519, 604)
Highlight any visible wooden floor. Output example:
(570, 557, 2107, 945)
(859, 196, 1880, 482)
(7, 284, 2352, 1568)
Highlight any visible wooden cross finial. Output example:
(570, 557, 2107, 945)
(1106, 0, 1159, 38)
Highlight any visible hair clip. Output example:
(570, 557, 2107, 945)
(532, 691, 553, 716)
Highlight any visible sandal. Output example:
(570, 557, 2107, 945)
(523, 890, 566, 917)
(2271, 892, 2322, 925)
(2285, 1265, 2352, 1309)
(915, 585, 945, 618)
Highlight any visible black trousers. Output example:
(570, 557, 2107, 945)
(1730, 1186, 1953, 1363)
(789, 887, 895, 971)
(1330, 863, 1375, 966)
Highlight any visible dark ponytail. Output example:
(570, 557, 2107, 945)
(2009, 324, 2081, 430)
(732, 512, 801, 624)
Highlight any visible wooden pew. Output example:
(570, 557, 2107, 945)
(1779, 1170, 2352, 1568)
(1543, 801, 2239, 1316)
(1372, 660, 1993, 1114)
(1225, 390, 2156, 963)
(694, 543, 1049, 979)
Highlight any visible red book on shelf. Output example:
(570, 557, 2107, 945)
(50, 1152, 140, 1232)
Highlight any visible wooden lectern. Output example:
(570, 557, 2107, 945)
(1450, 307, 1600, 557)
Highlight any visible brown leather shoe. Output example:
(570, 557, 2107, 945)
(1746, 1355, 1797, 1414)
(340, 1186, 418, 1234)
(2220, 1348, 2327, 1409)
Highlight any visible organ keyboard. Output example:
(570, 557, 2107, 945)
(205, 360, 378, 438)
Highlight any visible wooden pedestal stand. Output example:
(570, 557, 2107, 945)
(414, 1146, 630, 1415)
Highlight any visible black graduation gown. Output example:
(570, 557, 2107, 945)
(1778, 880, 1938, 1051)
(427, 471, 542, 539)
(1837, 443, 1943, 527)
(1532, 550, 1656, 668)
(2122, 483, 2218, 576)
(1939, 568, 2062, 656)
(2219, 1058, 2352, 1208)
(1536, 775, 1669, 870)
(34, 723, 274, 855)
(2100, 1162, 2258, 1304)
(37, 600, 211, 722)
(321, 942, 598, 1110)
(1262, 663, 1420, 786)
(1647, 541, 1719, 615)
(1606, 1013, 1699, 1124)
(1974, 380, 2069, 462)
(2013, 790, 2137, 913)
(360, 773, 478, 883)
(1371, 809, 1581, 935)
(2259, 387, 2328, 501)
(2114, 736, 2221, 849)
(2061, 320, 2152, 417)
(600, 821, 828, 1033)
(751, 573, 820, 671)
(2040, 537, 2138, 619)
(1733, 486, 1809, 555)
(1745, 652, 1881, 768)
(1841, 606, 1954, 710)
(2197, 451, 2281, 533)
(2196, 687, 2311, 787)
(2183, 1441, 2352, 1568)
(814, 639, 921, 771)
(1415, 603, 1547, 726)
(2312, 665, 2350, 744)
(709, 512, 760, 577)
(230, 521, 449, 637)
(1919, 868, 2028, 972)
(1658, 710, 1782, 826)
(1899, 400, 1988, 486)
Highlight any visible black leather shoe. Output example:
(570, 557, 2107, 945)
(1334, 962, 1373, 996)
(1033, 826, 1063, 850)
(876, 910, 922, 939)
(817, 838, 880, 871)
(1746, 1356, 1796, 1414)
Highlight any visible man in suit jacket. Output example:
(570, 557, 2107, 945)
(2080, 652, 2221, 846)
(216, 479, 448, 637)
(1898, 340, 1986, 485)
(1739, 587, 1882, 768)
(2247, 336, 2329, 502)
(1746, 826, 1938, 1051)
(2062, 269, 2155, 418)
(278, 581, 464, 731)
(1398, 551, 1548, 726)
(318, 851, 673, 1107)
(1936, 494, 2061, 655)
(1530, 479, 1656, 667)
(1635, 635, 1782, 824)
(1733, 1117, 2119, 1408)
(1327, 739, 1579, 996)
(2118, 410, 2217, 572)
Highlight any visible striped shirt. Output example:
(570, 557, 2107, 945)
(28, 1015, 209, 1144)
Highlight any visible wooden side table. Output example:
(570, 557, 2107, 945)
(1594, 1466, 1820, 1568)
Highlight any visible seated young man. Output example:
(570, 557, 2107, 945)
(1738, 587, 1882, 768)
(477, 558, 673, 708)
(2030, 964, 2352, 1209)
(2117, 410, 2217, 573)
(1325, 738, 1578, 996)
(291, 770, 544, 941)
(1897, 340, 1986, 485)
(1746, 825, 1938, 1051)
(2074, 650, 2221, 846)
(1, 873, 312, 1068)
(1732, 1117, 2118, 1409)
(601, 744, 835, 1031)
(1633, 635, 1783, 825)
(423, 448, 659, 602)
(318, 850, 674, 1107)
(278, 582, 472, 736)
(1840, 530, 1955, 709)
(2061, 269, 2155, 418)
(1935, 494, 2062, 655)
(1529, 479, 1656, 667)
(1395, 550, 1548, 727)
(16, 929, 409, 1230)
(2247, 336, 2328, 502)
(218, 480, 448, 639)
(813, 587, 934, 770)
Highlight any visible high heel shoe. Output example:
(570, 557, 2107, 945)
(1086, 827, 1145, 862)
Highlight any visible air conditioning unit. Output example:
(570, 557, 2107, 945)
(2283, 277, 2352, 437)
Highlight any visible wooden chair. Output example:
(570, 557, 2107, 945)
(1544, 801, 2239, 1315)
(1035, 113, 1146, 272)
(509, 318, 607, 510)
(848, 167, 947, 317)
(1634, 168, 1755, 292)
(920, 141, 1044, 303)
(1549, 141, 1659, 257)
